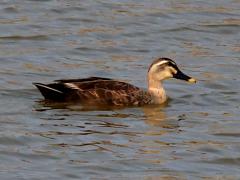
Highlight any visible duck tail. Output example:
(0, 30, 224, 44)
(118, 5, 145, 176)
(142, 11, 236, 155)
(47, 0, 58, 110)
(33, 83, 64, 101)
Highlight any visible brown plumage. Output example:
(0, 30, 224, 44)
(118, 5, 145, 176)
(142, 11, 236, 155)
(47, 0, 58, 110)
(34, 77, 152, 106)
(33, 58, 196, 106)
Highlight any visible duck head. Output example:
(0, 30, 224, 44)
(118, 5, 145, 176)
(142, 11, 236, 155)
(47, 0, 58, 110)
(148, 57, 197, 83)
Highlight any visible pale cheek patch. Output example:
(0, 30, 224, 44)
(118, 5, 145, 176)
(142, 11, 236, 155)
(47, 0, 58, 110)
(162, 70, 173, 78)
(162, 67, 176, 78)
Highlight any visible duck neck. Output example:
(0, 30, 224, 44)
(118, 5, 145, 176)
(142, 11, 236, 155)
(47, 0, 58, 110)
(147, 78, 167, 104)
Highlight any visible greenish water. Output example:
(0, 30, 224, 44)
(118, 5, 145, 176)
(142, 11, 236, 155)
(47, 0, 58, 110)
(0, 0, 239, 179)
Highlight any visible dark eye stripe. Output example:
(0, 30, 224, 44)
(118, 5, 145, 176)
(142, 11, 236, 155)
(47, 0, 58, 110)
(167, 62, 178, 68)
(148, 58, 178, 72)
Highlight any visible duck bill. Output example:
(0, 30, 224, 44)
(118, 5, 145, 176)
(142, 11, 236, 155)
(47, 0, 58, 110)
(173, 70, 197, 83)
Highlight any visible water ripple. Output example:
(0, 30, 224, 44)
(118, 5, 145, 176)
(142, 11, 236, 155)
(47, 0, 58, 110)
(0, 0, 239, 179)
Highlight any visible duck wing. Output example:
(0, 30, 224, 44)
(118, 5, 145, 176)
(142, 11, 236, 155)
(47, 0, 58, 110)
(33, 77, 151, 105)
(33, 77, 114, 100)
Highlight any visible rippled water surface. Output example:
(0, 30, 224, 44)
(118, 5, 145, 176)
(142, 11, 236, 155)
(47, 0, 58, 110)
(0, 0, 240, 179)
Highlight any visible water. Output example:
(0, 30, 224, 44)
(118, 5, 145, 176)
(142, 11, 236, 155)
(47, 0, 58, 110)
(0, 0, 240, 179)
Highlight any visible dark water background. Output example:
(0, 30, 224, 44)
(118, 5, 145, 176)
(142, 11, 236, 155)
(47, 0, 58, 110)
(0, 0, 240, 179)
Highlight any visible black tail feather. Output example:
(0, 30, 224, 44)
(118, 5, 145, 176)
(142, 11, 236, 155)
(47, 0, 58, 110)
(33, 83, 64, 101)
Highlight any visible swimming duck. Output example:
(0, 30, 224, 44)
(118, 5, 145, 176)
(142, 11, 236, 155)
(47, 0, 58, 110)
(33, 57, 196, 106)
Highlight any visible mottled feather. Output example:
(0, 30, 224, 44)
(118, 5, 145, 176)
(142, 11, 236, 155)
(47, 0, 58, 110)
(34, 77, 152, 106)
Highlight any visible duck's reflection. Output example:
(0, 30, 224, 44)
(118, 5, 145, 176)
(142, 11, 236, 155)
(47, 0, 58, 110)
(33, 99, 183, 158)
(35, 100, 180, 129)
(35, 100, 127, 112)
(142, 102, 180, 129)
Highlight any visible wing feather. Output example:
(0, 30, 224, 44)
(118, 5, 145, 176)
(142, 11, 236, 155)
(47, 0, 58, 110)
(35, 76, 151, 105)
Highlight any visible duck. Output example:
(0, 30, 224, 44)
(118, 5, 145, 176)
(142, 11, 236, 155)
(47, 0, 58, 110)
(33, 57, 196, 106)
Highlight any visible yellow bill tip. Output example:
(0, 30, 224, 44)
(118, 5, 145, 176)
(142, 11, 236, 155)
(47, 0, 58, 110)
(188, 78, 197, 83)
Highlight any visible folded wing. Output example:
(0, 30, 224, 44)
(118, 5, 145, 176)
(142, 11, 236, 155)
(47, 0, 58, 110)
(33, 77, 151, 105)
